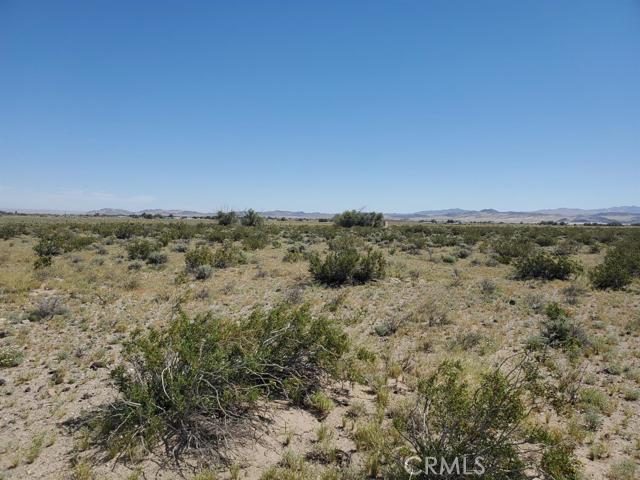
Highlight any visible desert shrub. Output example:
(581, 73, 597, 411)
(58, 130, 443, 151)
(34, 236, 63, 259)
(492, 237, 534, 264)
(92, 304, 348, 459)
(535, 235, 556, 247)
(480, 278, 497, 295)
(590, 259, 631, 290)
(213, 240, 247, 268)
(171, 242, 189, 253)
(579, 388, 612, 415)
(194, 265, 213, 280)
(538, 431, 581, 480)
(538, 303, 589, 351)
(33, 231, 95, 268)
(309, 239, 385, 286)
(0, 223, 27, 240)
(392, 359, 579, 479)
(374, 318, 400, 337)
(128, 261, 142, 271)
(305, 391, 334, 417)
(441, 255, 456, 264)
(113, 223, 137, 239)
(394, 362, 576, 480)
(333, 210, 384, 228)
(283, 245, 306, 263)
(0, 346, 24, 368)
(146, 251, 168, 265)
(216, 210, 238, 226)
(127, 239, 157, 261)
(514, 252, 580, 281)
(607, 459, 637, 480)
(562, 283, 585, 305)
(28, 296, 68, 321)
(241, 209, 264, 227)
(406, 298, 449, 326)
(185, 245, 214, 273)
(555, 240, 579, 256)
(205, 228, 229, 243)
(242, 230, 268, 250)
(590, 237, 640, 290)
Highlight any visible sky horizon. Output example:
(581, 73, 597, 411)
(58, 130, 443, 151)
(1, 1, 639, 212)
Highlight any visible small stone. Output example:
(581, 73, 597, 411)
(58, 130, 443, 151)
(90, 361, 106, 370)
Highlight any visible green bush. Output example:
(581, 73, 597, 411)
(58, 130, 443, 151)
(127, 239, 157, 261)
(216, 210, 238, 226)
(0, 346, 24, 368)
(185, 245, 214, 273)
(283, 245, 306, 263)
(309, 238, 385, 285)
(146, 251, 168, 265)
(492, 237, 534, 264)
(514, 252, 580, 281)
(591, 237, 640, 290)
(333, 210, 384, 228)
(539, 302, 589, 350)
(28, 296, 68, 321)
(392, 359, 579, 479)
(213, 240, 247, 268)
(33, 231, 95, 268)
(194, 265, 213, 280)
(242, 230, 268, 250)
(92, 304, 348, 459)
(241, 209, 264, 227)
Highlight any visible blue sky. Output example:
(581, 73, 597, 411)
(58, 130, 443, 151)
(1, 1, 638, 213)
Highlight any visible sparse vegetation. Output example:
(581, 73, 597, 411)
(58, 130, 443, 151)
(1, 216, 638, 478)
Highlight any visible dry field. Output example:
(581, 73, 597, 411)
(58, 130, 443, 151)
(0, 216, 638, 479)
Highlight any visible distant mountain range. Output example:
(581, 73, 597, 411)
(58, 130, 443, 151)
(2, 206, 638, 224)
(81, 206, 640, 224)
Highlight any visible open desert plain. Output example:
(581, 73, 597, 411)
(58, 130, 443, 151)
(0, 214, 639, 479)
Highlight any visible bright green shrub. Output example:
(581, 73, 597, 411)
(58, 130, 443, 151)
(93, 304, 348, 458)
(514, 252, 580, 281)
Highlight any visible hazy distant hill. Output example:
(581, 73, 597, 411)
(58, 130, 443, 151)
(10, 206, 638, 224)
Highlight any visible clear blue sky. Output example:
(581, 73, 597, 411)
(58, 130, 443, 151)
(1, 1, 638, 213)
